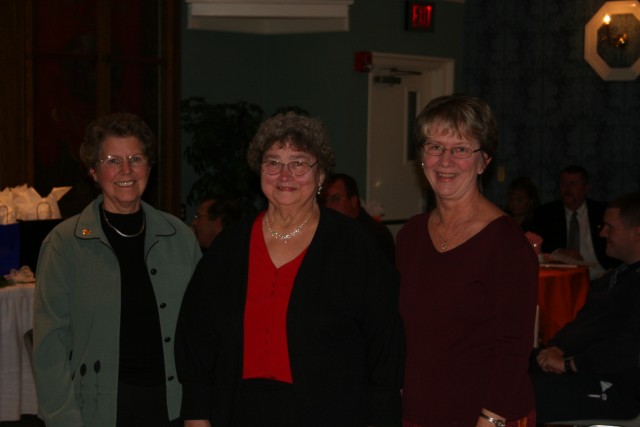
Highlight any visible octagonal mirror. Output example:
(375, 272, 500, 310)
(584, 1, 640, 81)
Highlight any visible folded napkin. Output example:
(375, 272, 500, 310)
(2, 184, 71, 222)
(4, 265, 36, 284)
(0, 187, 16, 225)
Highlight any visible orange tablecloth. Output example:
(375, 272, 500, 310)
(537, 266, 590, 346)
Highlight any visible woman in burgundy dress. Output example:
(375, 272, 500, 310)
(396, 95, 538, 427)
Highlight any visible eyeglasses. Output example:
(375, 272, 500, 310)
(423, 143, 481, 159)
(97, 154, 148, 170)
(262, 160, 317, 176)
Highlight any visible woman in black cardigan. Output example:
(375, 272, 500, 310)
(175, 112, 405, 427)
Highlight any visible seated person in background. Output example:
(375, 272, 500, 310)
(192, 197, 246, 250)
(530, 165, 617, 278)
(505, 176, 539, 231)
(319, 173, 395, 263)
(530, 192, 640, 424)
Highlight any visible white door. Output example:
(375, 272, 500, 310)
(366, 52, 454, 236)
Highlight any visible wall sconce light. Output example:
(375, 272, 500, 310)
(584, 1, 640, 81)
(601, 14, 630, 48)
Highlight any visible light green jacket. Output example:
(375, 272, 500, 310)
(33, 196, 202, 427)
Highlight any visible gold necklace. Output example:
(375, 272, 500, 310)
(432, 216, 466, 252)
(436, 226, 462, 252)
(265, 208, 314, 243)
(102, 209, 146, 238)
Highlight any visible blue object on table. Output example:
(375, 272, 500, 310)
(0, 223, 21, 276)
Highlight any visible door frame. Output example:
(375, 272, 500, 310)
(366, 52, 454, 233)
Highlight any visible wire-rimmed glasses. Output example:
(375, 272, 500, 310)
(97, 154, 148, 170)
(423, 143, 481, 159)
(261, 160, 317, 176)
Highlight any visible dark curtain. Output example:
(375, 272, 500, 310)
(462, 0, 640, 206)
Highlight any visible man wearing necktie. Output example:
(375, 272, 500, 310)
(529, 191, 640, 424)
(567, 210, 580, 252)
(530, 165, 618, 279)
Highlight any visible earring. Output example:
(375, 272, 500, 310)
(317, 184, 323, 195)
(421, 162, 425, 167)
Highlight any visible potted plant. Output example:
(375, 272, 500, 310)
(181, 97, 265, 207)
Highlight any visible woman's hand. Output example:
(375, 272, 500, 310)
(184, 420, 211, 427)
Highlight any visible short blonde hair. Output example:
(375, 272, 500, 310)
(414, 94, 497, 158)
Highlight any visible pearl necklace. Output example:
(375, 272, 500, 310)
(102, 209, 146, 238)
(265, 209, 313, 242)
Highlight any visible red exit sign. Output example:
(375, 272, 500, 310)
(405, 1, 434, 32)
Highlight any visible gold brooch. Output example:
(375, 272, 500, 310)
(82, 229, 91, 235)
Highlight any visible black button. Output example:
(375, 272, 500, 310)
(150, 268, 157, 275)
(167, 376, 174, 381)
(164, 337, 171, 342)
(159, 303, 167, 308)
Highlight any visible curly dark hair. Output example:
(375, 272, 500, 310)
(414, 94, 498, 158)
(79, 112, 156, 169)
(246, 112, 336, 175)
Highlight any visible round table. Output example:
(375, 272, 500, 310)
(537, 266, 590, 346)
(0, 283, 37, 421)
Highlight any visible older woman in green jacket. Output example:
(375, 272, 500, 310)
(33, 113, 201, 427)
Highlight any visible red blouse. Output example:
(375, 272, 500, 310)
(242, 212, 308, 383)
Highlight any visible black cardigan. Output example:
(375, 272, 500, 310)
(175, 207, 405, 427)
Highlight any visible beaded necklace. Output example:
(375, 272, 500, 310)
(265, 208, 313, 242)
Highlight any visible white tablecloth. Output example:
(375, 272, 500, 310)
(0, 283, 37, 421)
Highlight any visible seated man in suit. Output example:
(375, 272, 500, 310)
(531, 165, 617, 279)
(530, 192, 640, 424)
(319, 173, 395, 263)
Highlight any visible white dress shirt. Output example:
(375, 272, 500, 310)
(565, 202, 605, 279)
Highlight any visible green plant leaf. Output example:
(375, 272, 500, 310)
(182, 98, 264, 205)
